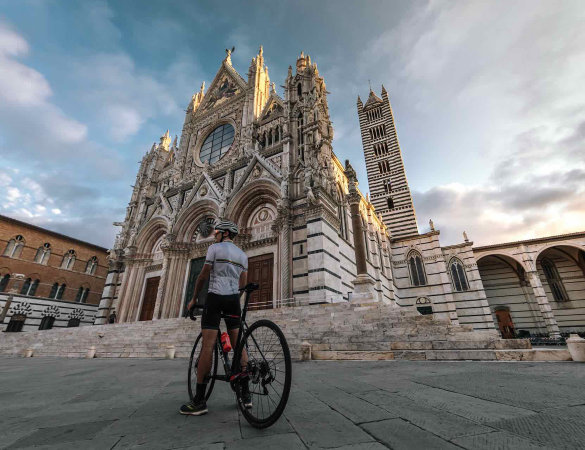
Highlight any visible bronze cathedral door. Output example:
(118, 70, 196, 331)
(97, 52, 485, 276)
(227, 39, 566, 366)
(139, 276, 160, 321)
(248, 254, 274, 309)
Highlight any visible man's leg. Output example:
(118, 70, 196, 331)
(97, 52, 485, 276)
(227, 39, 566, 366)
(197, 328, 218, 383)
(228, 327, 252, 408)
(228, 328, 247, 369)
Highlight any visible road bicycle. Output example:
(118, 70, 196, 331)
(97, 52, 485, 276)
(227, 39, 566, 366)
(187, 283, 292, 428)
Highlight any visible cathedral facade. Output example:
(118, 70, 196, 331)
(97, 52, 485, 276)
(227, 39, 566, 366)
(96, 48, 585, 340)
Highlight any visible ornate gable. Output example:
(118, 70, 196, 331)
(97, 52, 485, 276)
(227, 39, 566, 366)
(260, 94, 284, 122)
(231, 154, 282, 195)
(197, 61, 247, 114)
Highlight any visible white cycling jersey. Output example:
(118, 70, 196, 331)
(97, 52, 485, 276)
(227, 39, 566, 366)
(205, 241, 248, 295)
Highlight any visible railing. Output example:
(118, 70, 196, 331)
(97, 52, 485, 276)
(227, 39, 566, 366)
(247, 295, 347, 311)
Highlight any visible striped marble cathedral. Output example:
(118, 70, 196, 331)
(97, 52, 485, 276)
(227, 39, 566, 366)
(96, 48, 585, 340)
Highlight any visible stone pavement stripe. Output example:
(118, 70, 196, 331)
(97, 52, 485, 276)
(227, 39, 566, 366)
(542, 404, 585, 422)
(357, 389, 494, 440)
(6, 420, 116, 449)
(284, 407, 375, 448)
(415, 370, 585, 411)
(238, 413, 295, 439)
(177, 444, 225, 450)
(323, 443, 389, 450)
(396, 384, 537, 424)
(491, 413, 585, 448)
(303, 380, 394, 424)
(451, 431, 549, 450)
(360, 418, 460, 450)
(14, 436, 122, 450)
(226, 433, 306, 449)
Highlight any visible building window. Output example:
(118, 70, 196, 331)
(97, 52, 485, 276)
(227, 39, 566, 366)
(34, 243, 51, 265)
(199, 123, 235, 165)
(408, 251, 427, 286)
(75, 287, 90, 303)
(4, 235, 25, 258)
(541, 258, 568, 302)
(0, 274, 10, 292)
(387, 197, 394, 209)
(297, 83, 302, 97)
(6, 314, 26, 332)
(20, 278, 31, 295)
(85, 256, 98, 275)
(49, 282, 59, 299)
(61, 250, 76, 270)
(67, 318, 81, 328)
(29, 279, 39, 296)
(39, 316, 55, 330)
(56, 284, 66, 300)
(450, 258, 469, 291)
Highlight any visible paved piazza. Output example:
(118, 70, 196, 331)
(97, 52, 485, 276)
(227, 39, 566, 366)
(1, 358, 585, 449)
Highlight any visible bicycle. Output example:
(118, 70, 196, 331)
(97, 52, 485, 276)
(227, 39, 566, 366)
(187, 283, 292, 429)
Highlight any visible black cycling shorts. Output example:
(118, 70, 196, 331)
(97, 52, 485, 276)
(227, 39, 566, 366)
(201, 292, 241, 330)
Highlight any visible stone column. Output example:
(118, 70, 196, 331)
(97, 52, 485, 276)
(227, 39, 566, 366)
(94, 257, 122, 325)
(526, 270, 561, 339)
(345, 161, 377, 303)
(273, 205, 292, 301)
(117, 263, 139, 323)
(153, 254, 170, 320)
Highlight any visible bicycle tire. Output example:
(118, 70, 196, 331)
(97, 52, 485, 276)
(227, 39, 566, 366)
(188, 332, 218, 402)
(235, 319, 292, 429)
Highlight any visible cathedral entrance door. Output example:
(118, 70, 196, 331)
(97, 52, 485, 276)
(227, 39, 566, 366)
(495, 309, 516, 339)
(248, 253, 274, 310)
(183, 257, 209, 314)
(139, 276, 160, 321)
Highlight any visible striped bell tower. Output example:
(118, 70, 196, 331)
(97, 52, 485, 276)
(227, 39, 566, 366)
(357, 86, 419, 239)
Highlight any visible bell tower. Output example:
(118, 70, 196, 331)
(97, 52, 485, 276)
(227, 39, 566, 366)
(357, 86, 419, 239)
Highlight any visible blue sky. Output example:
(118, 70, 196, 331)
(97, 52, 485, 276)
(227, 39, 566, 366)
(0, 0, 583, 248)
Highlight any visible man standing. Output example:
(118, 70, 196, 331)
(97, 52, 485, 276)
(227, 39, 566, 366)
(180, 220, 251, 415)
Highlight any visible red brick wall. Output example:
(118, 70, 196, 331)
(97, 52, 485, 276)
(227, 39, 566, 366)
(0, 216, 109, 305)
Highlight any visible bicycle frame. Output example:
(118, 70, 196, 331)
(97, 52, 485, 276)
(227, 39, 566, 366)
(192, 284, 256, 384)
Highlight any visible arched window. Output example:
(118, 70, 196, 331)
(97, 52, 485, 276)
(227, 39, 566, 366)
(61, 250, 76, 270)
(29, 279, 39, 296)
(20, 278, 31, 295)
(6, 314, 26, 332)
(56, 284, 66, 300)
(450, 258, 469, 291)
(34, 243, 51, 265)
(67, 318, 80, 328)
(387, 197, 394, 210)
(4, 235, 24, 258)
(39, 316, 55, 330)
(85, 256, 98, 275)
(541, 258, 568, 302)
(297, 83, 302, 97)
(49, 283, 59, 299)
(408, 251, 427, 286)
(0, 274, 10, 292)
(75, 287, 90, 303)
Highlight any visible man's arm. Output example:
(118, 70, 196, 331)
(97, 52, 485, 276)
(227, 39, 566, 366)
(188, 264, 211, 310)
(239, 270, 247, 290)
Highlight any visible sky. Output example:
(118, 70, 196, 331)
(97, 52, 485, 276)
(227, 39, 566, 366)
(0, 0, 583, 248)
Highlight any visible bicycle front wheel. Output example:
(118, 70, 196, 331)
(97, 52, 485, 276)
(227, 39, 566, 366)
(188, 332, 218, 402)
(235, 319, 292, 428)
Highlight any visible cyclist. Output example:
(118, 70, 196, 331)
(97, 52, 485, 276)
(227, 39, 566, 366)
(180, 219, 252, 416)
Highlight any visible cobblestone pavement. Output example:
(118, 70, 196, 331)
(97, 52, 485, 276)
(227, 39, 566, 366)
(1, 357, 585, 449)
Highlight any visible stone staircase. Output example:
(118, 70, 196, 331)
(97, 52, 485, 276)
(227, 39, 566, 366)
(0, 301, 571, 361)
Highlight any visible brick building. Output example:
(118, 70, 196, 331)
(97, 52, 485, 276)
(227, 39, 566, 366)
(0, 215, 108, 331)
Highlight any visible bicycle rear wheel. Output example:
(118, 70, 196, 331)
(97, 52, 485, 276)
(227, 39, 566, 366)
(188, 332, 218, 402)
(235, 319, 292, 428)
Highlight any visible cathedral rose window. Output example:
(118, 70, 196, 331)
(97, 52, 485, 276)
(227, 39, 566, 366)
(199, 123, 235, 164)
